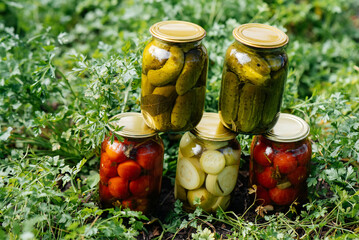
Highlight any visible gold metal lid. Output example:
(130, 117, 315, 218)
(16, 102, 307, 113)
(149, 20, 206, 43)
(109, 112, 157, 138)
(191, 112, 237, 141)
(264, 113, 310, 142)
(233, 23, 289, 48)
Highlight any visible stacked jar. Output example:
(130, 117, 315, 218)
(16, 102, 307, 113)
(99, 113, 164, 214)
(219, 23, 289, 134)
(174, 113, 241, 212)
(141, 20, 208, 132)
(250, 113, 311, 206)
(100, 21, 209, 213)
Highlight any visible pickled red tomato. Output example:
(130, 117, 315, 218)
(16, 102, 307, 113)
(99, 183, 113, 202)
(256, 185, 271, 205)
(294, 142, 311, 166)
(129, 175, 153, 197)
(121, 198, 136, 209)
(134, 198, 150, 212)
(108, 177, 130, 199)
(256, 167, 277, 189)
(100, 152, 118, 178)
(272, 142, 296, 152)
(136, 141, 163, 170)
(253, 142, 274, 167)
(117, 160, 142, 180)
(122, 198, 149, 212)
(287, 166, 307, 185)
(273, 152, 297, 174)
(99, 169, 110, 185)
(269, 187, 298, 205)
(104, 138, 127, 162)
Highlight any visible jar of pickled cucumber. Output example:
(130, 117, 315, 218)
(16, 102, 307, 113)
(99, 113, 164, 213)
(250, 113, 311, 206)
(219, 23, 289, 134)
(141, 20, 208, 132)
(175, 113, 241, 212)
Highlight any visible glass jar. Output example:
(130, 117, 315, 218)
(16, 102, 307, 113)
(250, 113, 311, 206)
(99, 113, 164, 214)
(219, 23, 289, 134)
(141, 20, 208, 132)
(174, 113, 241, 212)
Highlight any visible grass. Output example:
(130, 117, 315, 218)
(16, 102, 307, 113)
(1, 0, 359, 239)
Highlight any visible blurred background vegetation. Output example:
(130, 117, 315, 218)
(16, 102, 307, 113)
(1, 0, 359, 239)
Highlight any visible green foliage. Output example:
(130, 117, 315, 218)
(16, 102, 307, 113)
(1, 0, 359, 238)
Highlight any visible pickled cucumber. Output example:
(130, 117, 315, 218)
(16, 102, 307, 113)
(261, 69, 286, 126)
(141, 74, 155, 96)
(180, 132, 202, 158)
(141, 95, 170, 116)
(147, 46, 184, 86)
(176, 48, 205, 95)
(142, 41, 170, 74)
(141, 86, 177, 117)
(226, 44, 270, 86)
(187, 188, 215, 211)
(195, 51, 208, 88)
(191, 86, 206, 125)
(152, 85, 177, 98)
(222, 147, 241, 166)
(219, 71, 240, 124)
(236, 84, 265, 133)
(200, 150, 226, 174)
(205, 165, 239, 196)
(175, 180, 187, 201)
(177, 157, 205, 190)
(171, 90, 195, 129)
(152, 109, 172, 131)
(265, 54, 284, 72)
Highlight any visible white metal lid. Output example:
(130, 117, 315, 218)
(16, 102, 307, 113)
(264, 113, 310, 142)
(191, 112, 237, 141)
(109, 113, 157, 138)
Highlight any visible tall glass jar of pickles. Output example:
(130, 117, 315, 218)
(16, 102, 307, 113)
(141, 20, 208, 132)
(99, 113, 164, 214)
(175, 113, 241, 212)
(250, 113, 311, 206)
(219, 23, 289, 134)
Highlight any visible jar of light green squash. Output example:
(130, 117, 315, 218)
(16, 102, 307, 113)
(175, 113, 241, 212)
(219, 23, 289, 134)
(141, 20, 208, 132)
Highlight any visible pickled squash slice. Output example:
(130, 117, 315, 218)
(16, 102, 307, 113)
(179, 132, 202, 158)
(205, 165, 239, 196)
(210, 195, 231, 211)
(187, 188, 215, 211)
(200, 150, 226, 174)
(222, 147, 241, 166)
(201, 139, 228, 150)
(177, 157, 205, 190)
(174, 180, 187, 201)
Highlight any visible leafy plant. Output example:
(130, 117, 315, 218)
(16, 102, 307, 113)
(1, 0, 359, 239)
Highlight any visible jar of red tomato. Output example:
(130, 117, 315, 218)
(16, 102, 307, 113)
(250, 113, 311, 206)
(99, 113, 164, 213)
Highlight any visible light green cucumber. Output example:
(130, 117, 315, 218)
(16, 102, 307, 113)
(147, 46, 184, 86)
(175, 48, 205, 95)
